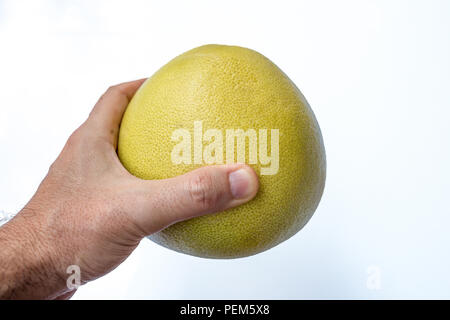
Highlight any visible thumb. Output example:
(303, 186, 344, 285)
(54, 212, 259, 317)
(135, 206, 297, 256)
(132, 164, 259, 234)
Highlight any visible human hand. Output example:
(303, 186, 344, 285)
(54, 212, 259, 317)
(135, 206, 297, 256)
(0, 79, 259, 300)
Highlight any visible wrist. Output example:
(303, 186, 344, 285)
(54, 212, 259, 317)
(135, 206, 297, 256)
(0, 207, 70, 299)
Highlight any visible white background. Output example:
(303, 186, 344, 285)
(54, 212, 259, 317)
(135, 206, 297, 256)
(1, 0, 449, 299)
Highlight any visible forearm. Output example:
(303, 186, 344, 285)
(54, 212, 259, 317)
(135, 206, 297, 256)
(0, 208, 68, 299)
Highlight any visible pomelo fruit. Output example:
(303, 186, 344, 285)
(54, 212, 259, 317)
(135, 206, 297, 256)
(118, 44, 326, 259)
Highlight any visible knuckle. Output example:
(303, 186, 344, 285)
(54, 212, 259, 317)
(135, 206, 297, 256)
(187, 172, 219, 210)
(96, 85, 120, 106)
(67, 128, 84, 147)
(106, 84, 118, 93)
(106, 84, 124, 96)
(65, 124, 91, 150)
(48, 159, 59, 173)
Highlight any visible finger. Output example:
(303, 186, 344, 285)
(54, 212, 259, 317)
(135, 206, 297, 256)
(86, 78, 147, 147)
(131, 164, 259, 234)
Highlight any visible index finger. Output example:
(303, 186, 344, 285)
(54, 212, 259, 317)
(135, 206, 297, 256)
(87, 78, 147, 147)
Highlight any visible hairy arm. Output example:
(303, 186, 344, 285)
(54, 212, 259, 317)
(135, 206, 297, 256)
(0, 209, 68, 299)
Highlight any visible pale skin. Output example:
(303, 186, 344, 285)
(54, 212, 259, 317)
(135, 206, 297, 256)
(0, 79, 259, 300)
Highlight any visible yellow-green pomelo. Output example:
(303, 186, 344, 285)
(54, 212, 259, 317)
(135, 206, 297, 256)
(118, 45, 326, 259)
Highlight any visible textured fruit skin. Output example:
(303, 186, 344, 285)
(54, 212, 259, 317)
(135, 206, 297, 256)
(118, 45, 326, 259)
